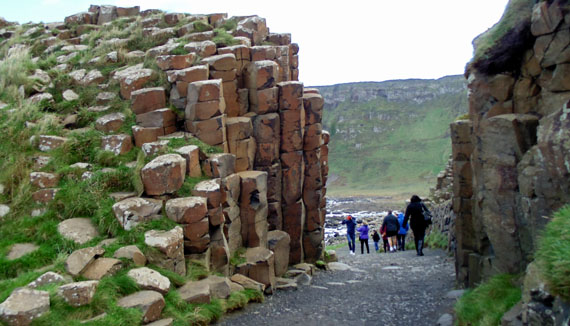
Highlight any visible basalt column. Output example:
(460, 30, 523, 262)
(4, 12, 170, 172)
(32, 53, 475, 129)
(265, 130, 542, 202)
(301, 90, 325, 263)
(278, 81, 305, 263)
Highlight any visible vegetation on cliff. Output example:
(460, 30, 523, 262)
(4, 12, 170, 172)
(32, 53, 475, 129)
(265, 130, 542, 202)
(316, 76, 467, 196)
(536, 205, 570, 302)
(455, 274, 521, 326)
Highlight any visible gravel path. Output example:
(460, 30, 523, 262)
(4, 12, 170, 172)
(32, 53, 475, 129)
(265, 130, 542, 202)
(217, 245, 457, 326)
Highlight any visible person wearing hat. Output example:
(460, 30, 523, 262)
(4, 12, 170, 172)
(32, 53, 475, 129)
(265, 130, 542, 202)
(341, 215, 357, 255)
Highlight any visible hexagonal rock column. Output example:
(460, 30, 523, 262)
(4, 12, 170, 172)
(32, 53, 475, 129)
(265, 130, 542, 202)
(131, 87, 166, 115)
(112, 197, 163, 231)
(302, 91, 325, 263)
(141, 154, 186, 196)
(202, 153, 236, 179)
(165, 196, 210, 254)
(117, 290, 165, 324)
(221, 173, 241, 255)
(237, 171, 268, 248)
(29, 172, 59, 189)
(37, 135, 67, 152)
(145, 227, 186, 276)
(235, 16, 268, 46)
(267, 230, 290, 277)
(244, 61, 279, 114)
(101, 134, 133, 155)
(0, 288, 50, 326)
(167, 65, 209, 109)
(175, 145, 204, 178)
(226, 117, 255, 172)
(57, 281, 99, 307)
(235, 247, 275, 292)
(201, 54, 240, 117)
(209, 227, 230, 276)
(117, 66, 155, 100)
(135, 108, 177, 136)
(185, 79, 227, 150)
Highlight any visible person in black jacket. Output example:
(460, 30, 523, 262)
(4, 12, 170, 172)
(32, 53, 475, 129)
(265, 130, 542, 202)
(381, 210, 400, 252)
(403, 195, 430, 256)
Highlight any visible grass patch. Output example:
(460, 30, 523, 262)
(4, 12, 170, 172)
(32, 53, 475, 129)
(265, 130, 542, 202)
(229, 247, 246, 267)
(325, 242, 347, 251)
(455, 273, 521, 326)
(535, 205, 570, 302)
(425, 229, 448, 249)
(213, 28, 239, 47)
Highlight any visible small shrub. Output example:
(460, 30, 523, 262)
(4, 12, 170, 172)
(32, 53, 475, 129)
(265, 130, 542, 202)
(535, 205, 570, 301)
(455, 273, 521, 326)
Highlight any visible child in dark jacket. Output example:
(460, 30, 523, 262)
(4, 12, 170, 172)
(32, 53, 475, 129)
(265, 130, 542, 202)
(372, 230, 381, 252)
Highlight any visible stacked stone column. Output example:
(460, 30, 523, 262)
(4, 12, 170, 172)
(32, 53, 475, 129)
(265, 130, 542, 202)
(185, 79, 227, 152)
(202, 54, 240, 118)
(301, 91, 325, 263)
(130, 87, 176, 147)
(278, 81, 305, 264)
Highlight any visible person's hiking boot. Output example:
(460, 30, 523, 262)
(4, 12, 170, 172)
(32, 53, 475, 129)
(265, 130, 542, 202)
(418, 240, 424, 256)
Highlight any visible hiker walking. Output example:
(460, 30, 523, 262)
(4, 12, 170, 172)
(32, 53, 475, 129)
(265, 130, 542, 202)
(380, 224, 389, 253)
(381, 210, 400, 252)
(397, 211, 408, 251)
(357, 221, 370, 254)
(372, 230, 381, 252)
(341, 215, 357, 255)
(403, 195, 431, 256)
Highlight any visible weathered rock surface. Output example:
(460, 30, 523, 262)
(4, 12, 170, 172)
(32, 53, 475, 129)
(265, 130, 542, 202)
(112, 197, 162, 231)
(127, 267, 171, 294)
(0, 288, 50, 326)
(141, 154, 186, 195)
(57, 218, 99, 245)
(58, 281, 99, 307)
(6, 243, 39, 261)
(117, 290, 165, 324)
(65, 246, 105, 277)
(113, 245, 147, 266)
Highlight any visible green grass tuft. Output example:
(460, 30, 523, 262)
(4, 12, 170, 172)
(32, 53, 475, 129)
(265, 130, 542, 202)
(425, 229, 448, 249)
(535, 205, 570, 302)
(455, 274, 521, 326)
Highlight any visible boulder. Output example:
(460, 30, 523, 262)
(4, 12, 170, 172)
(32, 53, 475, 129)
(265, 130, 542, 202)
(142, 140, 170, 157)
(175, 145, 202, 178)
(145, 227, 186, 276)
(127, 267, 171, 294)
(131, 87, 166, 115)
(236, 247, 275, 291)
(32, 188, 59, 203)
(6, 243, 39, 261)
(0, 288, 50, 326)
(29, 172, 59, 188)
(165, 197, 208, 224)
(62, 89, 79, 101)
(58, 281, 99, 307)
(141, 154, 186, 196)
(132, 126, 165, 147)
(38, 135, 67, 152)
(112, 197, 162, 231)
(113, 245, 147, 266)
(82, 258, 122, 280)
(267, 230, 291, 277)
(27, 272, 66, 289)
(101, 134, 133, 155)
(198, 275, 232, 299)
(192, 179, 222, 208)
(202, 153, 236, 179)
(57, 218, 99, 245)
(65, 246, 105, 277)
(117, 291, 165, 324)
(230, 274, 265, 292)
(156, 54, 196, 71)
(177, 282, 211, 304)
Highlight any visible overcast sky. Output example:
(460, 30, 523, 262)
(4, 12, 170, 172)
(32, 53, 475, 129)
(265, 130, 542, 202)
(3, 0, 510, 86)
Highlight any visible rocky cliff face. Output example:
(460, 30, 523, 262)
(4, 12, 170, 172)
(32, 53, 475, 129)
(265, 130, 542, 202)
(452, 0, 570, 301)
(315, 76, 467, 193)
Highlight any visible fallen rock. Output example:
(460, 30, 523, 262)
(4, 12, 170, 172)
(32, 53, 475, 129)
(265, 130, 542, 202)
(236, 247, 275, 291)
(0, 288, 50, 326)
(198, 275, 232, 299)
(127, 267, 171, 294)
(57, 218, 99, 245)
(58, 281, 99, 307)
(113, 245, 147, 266)
(112, 197, 162, 231)
(65, 246, 105, 277)
(141, 154, 186, 196)
(117, 290, 165, 324)
(145, 227, 186, 276)
(27, 272, 66, 289)
(177, 281, 211, 304)
(82, 258, 122, 280)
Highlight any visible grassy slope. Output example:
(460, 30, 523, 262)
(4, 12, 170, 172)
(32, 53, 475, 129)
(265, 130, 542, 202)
(317, 76, 467, 197)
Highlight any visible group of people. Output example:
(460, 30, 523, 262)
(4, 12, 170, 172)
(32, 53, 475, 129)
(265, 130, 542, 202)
(342, 195, 431, 257)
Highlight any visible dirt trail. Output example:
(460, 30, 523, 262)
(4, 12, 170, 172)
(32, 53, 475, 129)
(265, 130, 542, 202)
(218, 246, 457, 326)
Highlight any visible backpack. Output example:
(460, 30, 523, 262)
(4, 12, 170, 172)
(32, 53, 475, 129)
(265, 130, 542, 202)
(421, 204, 433, 225)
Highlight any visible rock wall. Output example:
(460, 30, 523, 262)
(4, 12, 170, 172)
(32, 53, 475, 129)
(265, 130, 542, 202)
(61, 7, 328, 272)
(453, 0, 570, 288)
